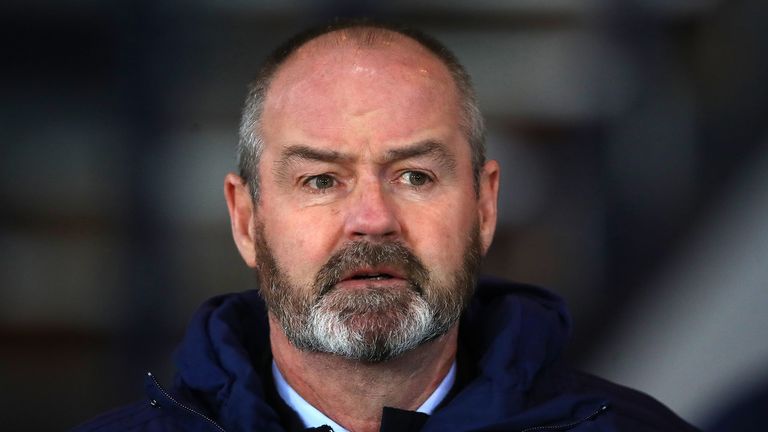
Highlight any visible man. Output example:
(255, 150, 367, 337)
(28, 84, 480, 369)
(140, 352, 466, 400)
(75, 20, 698, 431)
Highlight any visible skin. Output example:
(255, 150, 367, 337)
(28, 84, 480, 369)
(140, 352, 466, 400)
(224, 31, 500, 432)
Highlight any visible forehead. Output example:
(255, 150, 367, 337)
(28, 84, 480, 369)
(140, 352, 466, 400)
(260, 30, 463, 150)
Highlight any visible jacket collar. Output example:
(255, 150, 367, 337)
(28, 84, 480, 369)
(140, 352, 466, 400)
(168, 279, 582, 431)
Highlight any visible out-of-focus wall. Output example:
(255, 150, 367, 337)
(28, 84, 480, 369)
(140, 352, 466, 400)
(590, 143, 768, 425)
(2, 0, 767, 429)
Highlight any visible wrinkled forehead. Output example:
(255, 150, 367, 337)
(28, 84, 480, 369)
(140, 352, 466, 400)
(257, 28, 463, 152)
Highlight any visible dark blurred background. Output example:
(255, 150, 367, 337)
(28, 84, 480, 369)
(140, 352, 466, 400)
(2, 0, 768, 430)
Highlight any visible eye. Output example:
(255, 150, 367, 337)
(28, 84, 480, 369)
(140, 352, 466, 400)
(400, 170, 432, 187)
(305, 174, 336, 190)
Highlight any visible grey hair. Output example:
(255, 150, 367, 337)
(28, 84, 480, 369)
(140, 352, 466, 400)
(237, 19, 486, 201)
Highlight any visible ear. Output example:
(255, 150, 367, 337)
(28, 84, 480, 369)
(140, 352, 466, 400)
(477, 160, 500, 255)
(224, 173, 258, 268)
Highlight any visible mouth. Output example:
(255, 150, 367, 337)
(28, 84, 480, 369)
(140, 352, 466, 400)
(340, 267, 406, 283)
(350, 273, 394, 281)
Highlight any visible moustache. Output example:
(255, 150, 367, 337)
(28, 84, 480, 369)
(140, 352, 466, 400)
(314, 241, 430, 296)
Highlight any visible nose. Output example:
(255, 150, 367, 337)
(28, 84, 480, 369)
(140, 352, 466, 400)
(344, 177, 401, 241)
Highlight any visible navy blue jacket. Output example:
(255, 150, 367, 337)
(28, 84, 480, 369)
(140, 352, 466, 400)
(73, 280, 698, 431)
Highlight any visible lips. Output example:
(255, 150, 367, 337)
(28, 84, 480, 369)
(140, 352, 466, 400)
(350, 274, 392, 281)
(340, 266, 406, 283)
(313, 242, 428, 296)
(331, 266, 411, 291)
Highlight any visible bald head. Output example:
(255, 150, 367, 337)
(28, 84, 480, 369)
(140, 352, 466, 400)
(293, 25, 402, 49)
(237, 21, 485, 200)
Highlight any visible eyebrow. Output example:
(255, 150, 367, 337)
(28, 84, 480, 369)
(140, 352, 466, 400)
(278, 145, 354, 166)
(275, 140, 457, 171)
(382, 140, 456, 170)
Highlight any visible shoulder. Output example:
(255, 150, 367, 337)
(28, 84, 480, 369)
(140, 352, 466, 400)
(70, 399, 213, 432)
(568, 370, 698, 432)
(71, 400, 164, 432)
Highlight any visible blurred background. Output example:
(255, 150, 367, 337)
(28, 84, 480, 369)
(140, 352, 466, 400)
(2, 0, 767, 429)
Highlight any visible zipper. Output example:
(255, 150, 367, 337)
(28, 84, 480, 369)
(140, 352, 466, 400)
(520, 403, 609, 432)
(147, 371, 227, 432)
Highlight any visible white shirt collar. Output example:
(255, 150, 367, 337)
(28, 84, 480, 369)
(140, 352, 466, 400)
(272, 360, 456, 431)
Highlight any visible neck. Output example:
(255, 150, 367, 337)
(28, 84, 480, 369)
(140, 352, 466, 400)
(269, 315, 458, 432)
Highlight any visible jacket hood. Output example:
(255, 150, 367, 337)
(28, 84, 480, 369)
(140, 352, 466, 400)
(171, 279, 575, 431)
(425, 278, 576, 431)
(172, 289, 283, 431)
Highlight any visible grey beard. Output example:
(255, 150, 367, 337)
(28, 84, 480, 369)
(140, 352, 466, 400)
(254, 227, 480, 362)
(299, 286, 440, 362)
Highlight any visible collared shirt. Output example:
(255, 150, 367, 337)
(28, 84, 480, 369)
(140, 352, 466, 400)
(272, 360, 457, 432)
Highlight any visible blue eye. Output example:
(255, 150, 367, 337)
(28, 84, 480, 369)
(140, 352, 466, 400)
(401, 171, 431, 186)
(306, 174, 336, 190)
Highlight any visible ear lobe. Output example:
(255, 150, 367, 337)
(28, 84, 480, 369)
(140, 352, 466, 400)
(477, 160, 500, 255)
(224, 173, 258, 268)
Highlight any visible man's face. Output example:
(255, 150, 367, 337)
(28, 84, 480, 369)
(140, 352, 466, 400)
(236, 34, 498, 361)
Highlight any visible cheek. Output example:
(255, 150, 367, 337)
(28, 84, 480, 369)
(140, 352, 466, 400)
(259, 201, 342, 276)
(405, 200, 476, 276)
